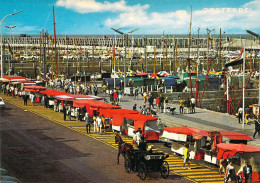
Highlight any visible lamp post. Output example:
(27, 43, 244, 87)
(5, 25, 16, 75)
(111, 28, 121, 89)
(111, 28, 139, 89)
(1, 10, 22, 77)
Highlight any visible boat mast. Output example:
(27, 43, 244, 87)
(188, 6, 193, 98)
(218, 28, 221, 71)
(53, 6, 58, 75)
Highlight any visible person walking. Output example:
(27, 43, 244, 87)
(118, 90, 122, 102)
(238, 107, 243, 124)
(190, 97, 196, 114)
(113, 89, 118, 104)
(148, 95, 154, 109)
(97, 115, 102, 134)
(135, 129, 142, 146)
(134, 87, 138, 100)
(67, 105, 72, 121)
(253, 117, 260, 139)
(101, 115, 106, 130)
(156, 96, 160, 112)
(159, 94, 164, 113)
(94, 84, 98, 96)
(163, 97, 169, 113)
(133, 104, 137, 111)
(243, 160, 252, 183)
(44, 95, 49, 108)
(93, 115, 97, 133)
(23, 94, 28, 106)
(186, 98, 191, 114)
(143, 91, 148, 104)
(179, 97, 184, 114)
(225, 160, 236, 183)
(245, 106, 250, 124)
(182, 144, 191, 170)
(219, 159, 228, 176)
(63, 105, 67, 121)
(85, 112, 91, 134)
(31, 93, 35, 106)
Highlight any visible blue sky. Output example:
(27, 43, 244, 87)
(0, 0, 259, 35)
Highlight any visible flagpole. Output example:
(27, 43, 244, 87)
(242, 46, 245, 130)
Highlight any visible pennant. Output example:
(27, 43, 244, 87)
(225, 48, 244, 67)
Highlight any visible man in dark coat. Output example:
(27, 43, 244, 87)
(138, 137, 147, 151)
(253, 117, 260, 139)
(243, 161, 252, 183)
(63, 105, 67, 121)
(148, 95, 154, 109)
(23, 94, 28, 106)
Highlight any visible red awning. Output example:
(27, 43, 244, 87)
(3, 75, 26, 80)
(40, 90, 69, 96)
(17, 80, 35, 83)
(124, 114, 157, 131)
(163, 126, 208, 139)
(124, 113, 157, 121)
(24, 85, 46, 90)
(55, 95, 76, 101)
(70, 94, 93, 99)
(218, 131, 254, 141)
(24, 88, 38, 92)
(100, 109, 139, 126)
(73, 100, 121, 109)
(216, 143, 260, 160)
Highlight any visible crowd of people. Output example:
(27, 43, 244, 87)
(179, 97, 196, 114)
(218, 158, 253, 183)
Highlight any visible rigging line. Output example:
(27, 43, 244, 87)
(43, 4, 52, 28)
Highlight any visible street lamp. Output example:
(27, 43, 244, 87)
(5, 25, 16, 75)
(111, 28, 139, 89)
(111, 27, 121, 89)
(1, 10, 22, 77)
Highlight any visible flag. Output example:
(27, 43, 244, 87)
(225, 48, 244, 67)
(8, 44, 13, 56)
(209, 38, 213, 42)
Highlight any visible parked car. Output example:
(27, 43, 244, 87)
(29, 55, 39, 60)
(20, 54, 31, 60)
(80, 55, 88, 60)
(0, 97, 5, 110)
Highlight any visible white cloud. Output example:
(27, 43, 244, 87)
(56, 0, 260, 33)
(56, 0, 149, 13)
(10, 25, 41, 34)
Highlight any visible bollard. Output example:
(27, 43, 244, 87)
(171, 86, 173, 93)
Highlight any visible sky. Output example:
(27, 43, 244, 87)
(0, 0, 259, 35)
